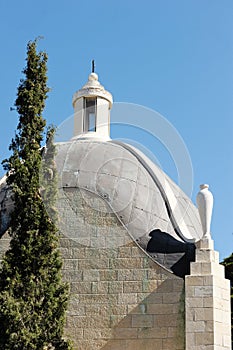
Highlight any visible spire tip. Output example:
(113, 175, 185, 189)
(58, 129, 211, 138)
(92, 59, 95, 73)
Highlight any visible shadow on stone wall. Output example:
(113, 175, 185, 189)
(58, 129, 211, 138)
(100, 279, 185, 350)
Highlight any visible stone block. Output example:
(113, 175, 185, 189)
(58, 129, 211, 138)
(195, 332, 214, 346)
(186, 333, 195, 348)
(223, 335, 231, 347)
(131, 246, 146, 257)
(142, 279, 158, 292)
(186, 276, 204, 286)
(195, 249, 219, 263)
(62, 259, 79, 270)
(133, 269, 149, 280)
(91, 281, 109, 294)
(203, 297, 214, 308)
(109, 315, 132, 328)
(162, 292, 182, 303)
(101, 339, 127, 350)
(113, 327, 138, 339)
(109, 257, 143, 269)
(203, 275, 229, 287)
(117, 269, 146, 281)
(125, 339, 163, 350)
(83, 269, 100, 281)
(172, 277, 184, 291)
(154, 314, 179, 327)
(117, 246, 132, 258)
(214, 331, 223, 346)
(64, 327, 84, 340)
(127, 303, 147, 314)
(73, 339, 106, 350)
(67, 300, 85, 316)
(78, 293, 118, 304)
(186, 297, 204, 308)
(118, 293, 138, 304)
(123, 281, 142, 293)
(186, 320, 205, 332)
(69, 247, 87, 259)
(214, 297, 230, 312)
(190, 262, 202, 275)
(83, 328, 112, 340)
(196, 238, 214, 250)
(137, 292, 163, 304)
(202, 263, 224, 277)
(185, 286, 195, 298)
(70, 282, 92, 294)
(147, 303, 175, 315)
(108, 281, 124, 294)
(131, 314, 153, 328)
(193, 308, 213, 321)
(162, 337, 184, 350)
(97, 248, 120, 258)
(78, 257, 109, 269)
(147, 269, 163, 280)
(66, 316, 88, 328)
(156, 279, 174, 293)
(167, 327, 178, 338)
(186, 308, 195, 322)
(85, 304, 126, 317)
(99, 269, 118, 281)
(194, 286, 213, 297)
(221, 310, 232, 324)
(190, 262, 225, 276)
(62, 270, 83, 282)
(204, 320, 214, 332)
(137, 326, 168, 339)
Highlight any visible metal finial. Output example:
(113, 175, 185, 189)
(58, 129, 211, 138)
(92, 59, 95, 73)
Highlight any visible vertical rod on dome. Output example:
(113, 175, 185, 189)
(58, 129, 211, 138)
(92, 60, 95, 73)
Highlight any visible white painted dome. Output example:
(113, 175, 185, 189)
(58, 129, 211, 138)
(55, 139, 202, 248)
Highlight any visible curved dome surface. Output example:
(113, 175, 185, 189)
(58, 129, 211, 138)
(0, 138, 202, 276)
(55, 139, 202, 249)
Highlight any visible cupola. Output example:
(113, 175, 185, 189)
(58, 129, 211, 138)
(72, 70, 113, 140)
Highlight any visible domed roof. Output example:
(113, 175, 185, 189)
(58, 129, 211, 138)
(0, 71, 203, 277)
(55, 139, 202, 242)
(54, 138, 203, 276)
(0, 138, 202, 277)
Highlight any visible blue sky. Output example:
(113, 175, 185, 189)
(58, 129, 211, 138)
(0, 0, 232, 259)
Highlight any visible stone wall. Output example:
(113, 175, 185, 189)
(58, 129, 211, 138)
(59, 188, 185, 349)
(61, 239, 185, 350)
(0, 188, 185, 349)
(185, 238, 231, 349)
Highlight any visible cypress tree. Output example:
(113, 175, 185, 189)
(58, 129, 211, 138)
(0, 40, 72, 350)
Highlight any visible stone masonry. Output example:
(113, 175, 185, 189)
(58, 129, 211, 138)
(59, 188, 185, 349)
(61, 239, 185, 350)
(0, 188, 185, 350)
(185, 238, 231, 349)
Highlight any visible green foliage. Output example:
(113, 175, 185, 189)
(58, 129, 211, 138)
(0, 40, 72, 350)
(221, 253, 233, 347)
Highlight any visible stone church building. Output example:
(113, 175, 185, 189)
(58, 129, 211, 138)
(0, 72, 231, 349)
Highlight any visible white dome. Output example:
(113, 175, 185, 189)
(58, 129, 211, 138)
(55, 139, 202, 247)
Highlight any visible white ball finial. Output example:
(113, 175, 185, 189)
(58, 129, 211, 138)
(88, 73, 98, 81)
(196, 184, 213, 239)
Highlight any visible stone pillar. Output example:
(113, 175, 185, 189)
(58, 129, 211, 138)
(185, 237, 231, 349)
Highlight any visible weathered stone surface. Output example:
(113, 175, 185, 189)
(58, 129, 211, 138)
(185, 238, 231, 350)
(60, 189, 185, 349)
(0, 188, 185, 350)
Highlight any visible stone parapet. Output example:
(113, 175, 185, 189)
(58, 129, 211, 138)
(185, 238, 231, 349)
